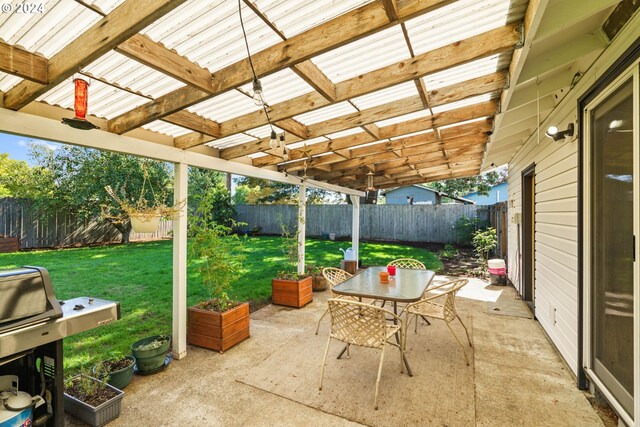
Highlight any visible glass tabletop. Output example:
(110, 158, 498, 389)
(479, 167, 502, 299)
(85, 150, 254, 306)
(332, 266, 435, 302)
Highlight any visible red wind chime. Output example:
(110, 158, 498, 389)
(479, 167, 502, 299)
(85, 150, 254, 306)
(62, 76, 99, 130)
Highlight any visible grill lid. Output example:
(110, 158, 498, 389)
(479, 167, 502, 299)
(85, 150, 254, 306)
(0, 266, 62, 333)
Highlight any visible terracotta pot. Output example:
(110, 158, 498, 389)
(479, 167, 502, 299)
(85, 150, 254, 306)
(187, 302, 250, 353)
(272, 276, 313, 308)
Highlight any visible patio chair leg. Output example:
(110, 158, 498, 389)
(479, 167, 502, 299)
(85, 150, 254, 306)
(457, 315, 472, 347)
(346, 343, 351, 358)
(315, 308, 328, 335)
(374, 345, 386, 410)
(420, 315, 431, 326)
(446, 322, 469, 366)
(319, 337, 332, 390)
(414, 314, 419, 334)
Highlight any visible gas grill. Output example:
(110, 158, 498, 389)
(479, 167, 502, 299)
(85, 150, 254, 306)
(0, 266, 120, 426)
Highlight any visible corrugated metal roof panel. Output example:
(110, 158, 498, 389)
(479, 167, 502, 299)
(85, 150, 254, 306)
(0, 1, 99, 57)
(142, 1, 283, 73)
(431, 93, 497, 114)
(253, 0, 373, 38)
(189, 89, 262, 122)
(326, 128, 363, 139)
(375, 110, 432, 127)
(286, 136, 328, 149)
(143, 120, 193, 137)
(294, 101, 358, 125)
(245, 124, 284, 139)
(207, 133, 257, 149)
(84, 51, 185, 99)
(311, 26, 410, 83)
(0, 72, 22, 92)
(405, 0, 527, 55)
(422, 54, 510, 90)
(239, 68, 314, 106)
(350, 81, 419, 110)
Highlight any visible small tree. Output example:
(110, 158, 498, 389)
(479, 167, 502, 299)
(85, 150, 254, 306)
(278, 220, 300, 280)
(189, 192, 246, 312)
(472, 227, 498, 268)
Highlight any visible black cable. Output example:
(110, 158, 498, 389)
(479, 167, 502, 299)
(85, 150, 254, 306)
(238, 0, 275, 134)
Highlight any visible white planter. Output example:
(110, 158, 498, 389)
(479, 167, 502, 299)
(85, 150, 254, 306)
(130, 214, 161, 233)
(329, 233, 336, 241)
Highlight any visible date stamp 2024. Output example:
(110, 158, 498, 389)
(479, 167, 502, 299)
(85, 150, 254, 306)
(1, 3, 45, 14)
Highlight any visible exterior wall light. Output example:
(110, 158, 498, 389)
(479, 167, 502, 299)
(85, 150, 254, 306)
(545, 123, 574, 141)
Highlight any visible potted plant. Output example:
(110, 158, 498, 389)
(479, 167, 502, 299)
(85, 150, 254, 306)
(64, 368, 124, 427)
(272, 220, 312, 308)
(92, 352, 135, 390)
(130, 335, 171, 373)
(187, 192, 249, 353)
(307, 264, 327, 291)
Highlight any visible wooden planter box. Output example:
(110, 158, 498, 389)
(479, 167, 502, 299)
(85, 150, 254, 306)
(272, 276, 313, 308)
(187, 302, 250, 353)
(0, 237, 20, 253)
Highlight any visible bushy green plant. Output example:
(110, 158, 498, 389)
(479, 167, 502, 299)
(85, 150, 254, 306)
(472, 227, 498, 265)
(440, 244, 459, 259)
(189, 192, 246, 312)
(455, 215, 489, 244)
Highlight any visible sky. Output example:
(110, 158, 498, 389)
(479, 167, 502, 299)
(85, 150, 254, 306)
(1, 131, 60, 164)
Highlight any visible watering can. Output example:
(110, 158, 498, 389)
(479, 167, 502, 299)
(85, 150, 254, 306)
(340, 248, 356, 261)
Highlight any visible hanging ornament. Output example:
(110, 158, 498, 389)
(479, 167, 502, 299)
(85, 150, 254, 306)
(62, 75, 99, 130)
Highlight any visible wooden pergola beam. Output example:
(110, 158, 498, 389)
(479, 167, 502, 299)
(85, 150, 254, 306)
(3, 0, 189, 110)
(229, 72, 503, 161)
(274, 118, 310, 139)
(162, 111, 220, 137)
(291, 61, 337, 102)
(0, 41, 48, 84)
(116, 34, 214, 93)
(382, 0, 399, 21)
(278, 100, 496, 171)
(107, 0, 453, 135)
(209, 27, 514, 150)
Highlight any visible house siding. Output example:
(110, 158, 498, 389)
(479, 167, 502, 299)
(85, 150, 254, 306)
(464, 182, 508, 205)
(506, 13, 640, 376)
(384, 187, 438, 205)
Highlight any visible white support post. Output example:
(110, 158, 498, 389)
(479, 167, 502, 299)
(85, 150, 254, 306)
(297, 184, 307, 276)
(172, 163, 188, 360)
(349, 195, 360, 263)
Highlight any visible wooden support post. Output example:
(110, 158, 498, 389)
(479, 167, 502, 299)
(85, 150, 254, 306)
(350, 194, 360, 263)
(172, 162, 188, 360)
(297, 184, 307, 275)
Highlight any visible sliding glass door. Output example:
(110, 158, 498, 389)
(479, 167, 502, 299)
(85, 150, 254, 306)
(584, 63, 638, 423)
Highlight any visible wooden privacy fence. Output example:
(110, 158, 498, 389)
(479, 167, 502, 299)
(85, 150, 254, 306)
(235, 204, 488, 244)
(0, 198, 172, 249)
(485, 201, 508, 259)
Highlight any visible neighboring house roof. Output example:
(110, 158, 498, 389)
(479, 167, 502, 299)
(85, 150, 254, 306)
(382, 185, 474, 204)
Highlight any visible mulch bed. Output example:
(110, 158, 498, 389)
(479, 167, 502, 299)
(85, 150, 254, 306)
(438, 247, 488, 278)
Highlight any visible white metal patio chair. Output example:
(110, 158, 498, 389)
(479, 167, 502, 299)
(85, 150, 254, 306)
(315, 268, 354, 335)
(319, 298, 406, 410)
(403, 278, 472, 365)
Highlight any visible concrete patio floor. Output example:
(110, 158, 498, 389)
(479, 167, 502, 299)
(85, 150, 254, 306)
(66, 276, 604, 426)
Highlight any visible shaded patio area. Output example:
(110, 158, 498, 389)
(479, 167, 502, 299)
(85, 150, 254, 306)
(67, 277, 604, 426)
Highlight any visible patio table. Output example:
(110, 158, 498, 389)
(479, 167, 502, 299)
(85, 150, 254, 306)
(331, 266, 435, 376)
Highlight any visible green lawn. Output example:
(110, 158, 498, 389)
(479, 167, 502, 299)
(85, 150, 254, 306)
(0, 237, 440, 374)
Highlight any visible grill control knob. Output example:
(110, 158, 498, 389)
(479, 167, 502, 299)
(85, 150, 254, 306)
(73, 304, 85, 311)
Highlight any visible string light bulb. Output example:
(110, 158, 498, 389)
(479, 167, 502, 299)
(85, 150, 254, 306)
(269, 130, 278, 149)
(366, 171, 375, 191)
(279, 132, 285, 149)
(252, 77, 264, 106)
